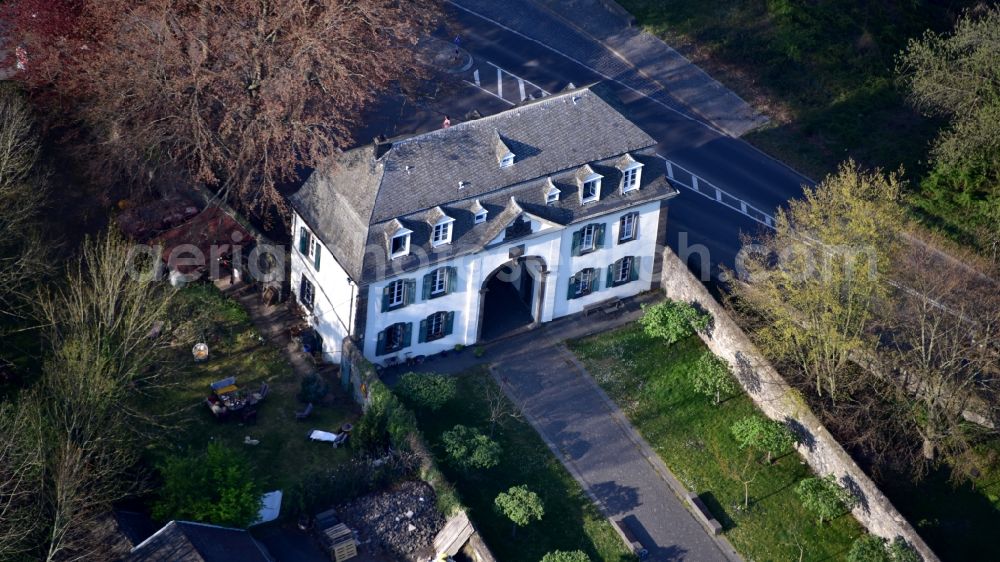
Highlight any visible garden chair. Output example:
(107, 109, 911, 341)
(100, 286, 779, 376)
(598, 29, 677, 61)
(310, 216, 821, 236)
(295, 402, 314, 420)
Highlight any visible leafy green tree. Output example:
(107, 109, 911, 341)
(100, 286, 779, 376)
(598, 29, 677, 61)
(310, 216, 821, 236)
(541, 550, 590, 562)
(639, 300, 710, 345)
(396, 372, 457, 411)
(441, 424, 501, 471)
(732, 160, 902, 399)
(494, 485, 544, 537)
(795, 475, 857, 525)
(153, 443, 263, 528)
(730, 415, 796, 463)
(692, 352, 736, 405)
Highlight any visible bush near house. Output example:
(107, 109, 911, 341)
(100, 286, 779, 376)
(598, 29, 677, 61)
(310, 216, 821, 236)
(569, 324, 862, 560)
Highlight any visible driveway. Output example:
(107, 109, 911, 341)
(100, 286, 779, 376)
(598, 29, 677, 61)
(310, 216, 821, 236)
(490, 336, 740, 561)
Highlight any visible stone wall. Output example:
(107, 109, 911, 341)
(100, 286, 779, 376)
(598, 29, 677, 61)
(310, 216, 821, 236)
(658, 247, 938, 561)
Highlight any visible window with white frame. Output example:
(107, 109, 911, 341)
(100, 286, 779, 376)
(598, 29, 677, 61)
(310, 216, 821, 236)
(299, 276, 315, 310)
(390, 230, 410, 259)
(582, 178, 600, 202)
(428, 311, 446, 340)
(581, 224, 597, 252)
(546, 186, 560, 204)
(384, 323, 407, 353)
(622, 165, 642, 192)
(576, 268, 594, 296)
(431, 268, 448, 295)
(432, 220, 453, 246)
(500, 153, 514, 168)
(616, 256, 633, 284)
(387, 280, 406, 307)
(619, 212, 638, 243)
(474, 209, 487, 224)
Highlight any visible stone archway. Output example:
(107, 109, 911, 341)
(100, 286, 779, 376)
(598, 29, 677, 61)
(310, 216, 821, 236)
(477, 256, 547, 342)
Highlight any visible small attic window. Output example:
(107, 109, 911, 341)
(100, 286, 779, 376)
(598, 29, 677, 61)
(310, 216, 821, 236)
(500, 153, 515, 168)
(581, 175, 601, 203)
(618, 153, 643, 193)
(545, 179, 560, 204)
(390, 230, 410, 259)
(472, 200, 487, 224)
(431, 216, 454, 246)
(475, 209, 487, 224)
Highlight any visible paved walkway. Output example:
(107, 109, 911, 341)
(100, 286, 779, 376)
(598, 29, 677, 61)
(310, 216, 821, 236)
(449, 0, 766, 137)
(390, 294, 741, 561)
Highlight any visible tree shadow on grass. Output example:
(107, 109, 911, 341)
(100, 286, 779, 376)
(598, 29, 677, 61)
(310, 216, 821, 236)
(697, 491, 734, 531)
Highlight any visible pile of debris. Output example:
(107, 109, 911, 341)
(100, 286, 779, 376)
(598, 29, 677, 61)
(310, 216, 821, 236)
(336, 480, 444, 560)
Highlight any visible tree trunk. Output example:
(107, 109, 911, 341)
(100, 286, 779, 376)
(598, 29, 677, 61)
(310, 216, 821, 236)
(922, 437, 936, 460)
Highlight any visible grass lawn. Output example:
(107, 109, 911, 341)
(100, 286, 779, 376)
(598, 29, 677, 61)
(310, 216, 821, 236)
(616, 0, 965, 180)
(407, 370, 634, 562)
(569, 324, 863, 561)
(148, 284, 360, 493)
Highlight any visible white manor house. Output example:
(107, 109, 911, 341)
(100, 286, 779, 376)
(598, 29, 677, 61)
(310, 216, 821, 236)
(288, 85, 678, 365)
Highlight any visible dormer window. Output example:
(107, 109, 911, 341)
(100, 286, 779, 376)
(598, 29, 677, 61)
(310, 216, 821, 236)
(495, 130, 515, 168)
(432, 217, 454, 246)
(472, 200, 487, 224)
(545, 178, 560, 204)
(618, 153, 643, 193)
(577, 164, 602, 204)
(390, 229, 411, 259)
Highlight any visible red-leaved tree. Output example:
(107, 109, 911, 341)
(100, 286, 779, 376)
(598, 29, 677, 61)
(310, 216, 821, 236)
(5, 0, 440, 215)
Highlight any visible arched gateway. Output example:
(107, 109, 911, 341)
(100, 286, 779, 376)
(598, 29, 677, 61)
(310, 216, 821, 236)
(477, 256, 547, 341)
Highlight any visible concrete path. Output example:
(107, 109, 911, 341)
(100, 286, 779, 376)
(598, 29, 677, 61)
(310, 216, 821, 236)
(490, 337, 740, 562)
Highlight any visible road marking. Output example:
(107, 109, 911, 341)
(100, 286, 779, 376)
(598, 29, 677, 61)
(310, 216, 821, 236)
(518, 78, 526, 101)
(496, 67, 503, 98)
(473, 68, 480, 87)
(462, 79, 515, 106)
(658, 154, 775, 229)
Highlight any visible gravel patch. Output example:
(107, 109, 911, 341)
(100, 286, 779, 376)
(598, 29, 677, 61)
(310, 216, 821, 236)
(337, 480, 444, 561)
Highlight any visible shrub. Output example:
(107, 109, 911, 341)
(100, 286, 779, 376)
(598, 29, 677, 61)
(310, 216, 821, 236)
(795, 475, 857, 525)
(396, 372, 457, 411)
(297, 372, 329, 403)
(352, 401, 390, 453)
(541, 550, 591, 562)
(153, 443, 263, 528)
(847, 535, 922, 562)
(441, 424, 502, 470)
(495, 484, 544, 537)
(692, 352, 736, 405)
(730, 415, 796, 463)
(639, 300, 710, 345)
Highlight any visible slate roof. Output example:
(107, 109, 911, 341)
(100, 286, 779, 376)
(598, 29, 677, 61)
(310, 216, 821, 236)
(288, 84, 678, 284)
(126, 521, 274, 562)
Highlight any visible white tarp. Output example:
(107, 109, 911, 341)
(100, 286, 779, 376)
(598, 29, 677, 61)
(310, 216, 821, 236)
(252, 490, 282, 526)
(309, 430, 339, 442)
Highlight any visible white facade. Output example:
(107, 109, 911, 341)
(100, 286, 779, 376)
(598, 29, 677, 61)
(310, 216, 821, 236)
(289, 213, 356, 364)
(350, 200, 664, 364)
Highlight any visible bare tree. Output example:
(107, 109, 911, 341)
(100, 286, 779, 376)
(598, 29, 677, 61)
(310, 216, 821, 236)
(0, 400, 45, 561)
(878, 235, 1000, 466)
(0, 82, 49, 321)
(7, 0, 441, 217)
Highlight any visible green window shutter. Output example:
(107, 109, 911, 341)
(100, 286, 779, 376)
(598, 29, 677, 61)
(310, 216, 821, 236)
(567, 275, 578, 300)
(376, 330, 386, 355)
(418, 318, 428, 343)
(571, 230, 582, 257)
(630, 256, 640, 281)
(404, 279, 416, 306)
(447, 267, 458, 293)
(590, 269, 600, 293)
(607, 263, 614, 287)
(381, 285, 390, 312)
(422, 272, 432, 300)
(402, 322, 413, 348)
(298, 228, 309, 254)
(444, 311, 455, 336)
(596, 223, 606, 248)
(313, 242, 321, 270)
